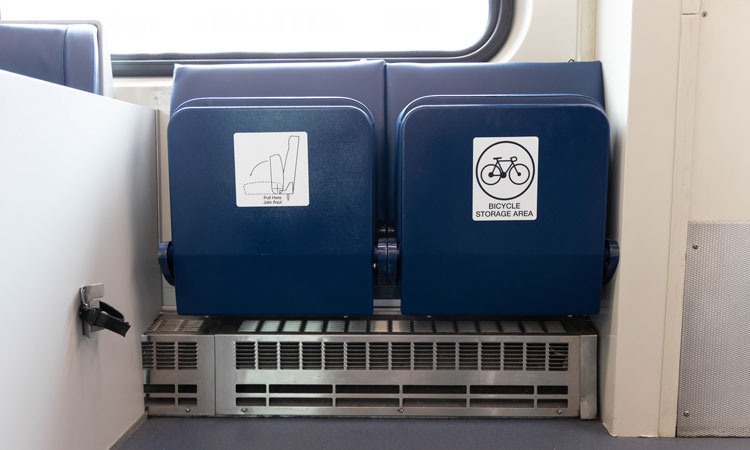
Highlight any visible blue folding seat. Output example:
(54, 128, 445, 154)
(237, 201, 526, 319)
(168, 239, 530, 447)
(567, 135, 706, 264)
(390, 62, 613, 315)
(0, 23, 102, 94)
(385, 62, 605, 227)
(170, 61, 389, 226)
(165, 61, 384, 315)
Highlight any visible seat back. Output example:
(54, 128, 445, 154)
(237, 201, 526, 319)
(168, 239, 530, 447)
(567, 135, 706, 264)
(171, 61, 388, 226)
(168, 64, 381, 315)
(0, 22, 104, 94)
(385, 61, 605, 227)
(396, 92, 610, 315)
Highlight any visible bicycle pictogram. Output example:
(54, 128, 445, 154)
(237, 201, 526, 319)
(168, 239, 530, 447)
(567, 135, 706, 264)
(475, 140, 535, 201)
(479, 156, 531, 186)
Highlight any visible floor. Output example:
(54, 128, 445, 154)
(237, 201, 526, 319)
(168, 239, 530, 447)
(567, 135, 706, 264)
(120, 417, 749, 450)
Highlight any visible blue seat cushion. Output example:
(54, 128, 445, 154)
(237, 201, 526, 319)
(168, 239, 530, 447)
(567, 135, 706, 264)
(0, 23, 99, 94)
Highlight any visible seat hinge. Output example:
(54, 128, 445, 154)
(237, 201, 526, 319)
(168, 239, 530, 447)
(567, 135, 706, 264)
(374, 236, 399, 284)
(603, 239, 620, 285)
(158, 241, 175, 286)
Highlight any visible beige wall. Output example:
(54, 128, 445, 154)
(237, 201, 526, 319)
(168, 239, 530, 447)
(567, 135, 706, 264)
(688, 0, 750, 221)
(493, 0, 580, 63)
(596, 0, 750, 436)
(659, 0, 750, 436)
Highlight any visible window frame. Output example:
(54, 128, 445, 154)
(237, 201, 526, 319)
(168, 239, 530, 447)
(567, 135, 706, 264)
(111, 0, 514, 77)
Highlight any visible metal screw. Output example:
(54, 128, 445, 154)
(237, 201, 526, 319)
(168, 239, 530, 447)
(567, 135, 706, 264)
(185, 408, 191, 413)
(568, 59, 575, 62)
(684, 410, 690, 417)
(372, 262, 377, 269)
(692, 244, 699, 249)
(241, 407, 248, 413)
(556, 409, 563, 415)
(701, 11, 707, 18)
(398, 408, 404, 413)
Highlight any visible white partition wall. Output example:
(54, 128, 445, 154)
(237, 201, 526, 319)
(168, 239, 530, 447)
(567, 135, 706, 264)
(0, 70, 160, 449)
(594, 0, 683, 437)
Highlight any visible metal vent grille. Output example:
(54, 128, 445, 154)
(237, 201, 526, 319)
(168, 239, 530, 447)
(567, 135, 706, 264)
(142, 321, 216, 416)
(235, 342, 256, 370)
(346, 343, 366, 370)
(414, 343, 434, 370)
(151, 317, 205, 333)
(526, 343, 546, 371)
(154, 319, 184, 332)
(261, 321, 281, 332)
(302, 342, 322, 370)
(236, 319, 568, 335)
(178, 342, 198, 370)
(183, 320, 204, 332)
(141, 342, 154, 369)
(549, 344, 569, 371)
(503, 343, 523, 370)
(144, 384, 199, 408)
(459, 343, 478, 370)
(368, 343, 389, 370)
(155, 342, 176, 370)
(436, 343, 456, 370)
(480, 343, 501, 370)
(148, 313, 592, 419)
(391, 343, 411, 370)
(280, 343, 300, 369)
(144, 341, 200, 370)
(231, 383, 570, 413)
(258, 342, 278, 369)
(305, 321, 324, 333)
(324, 342, 344, 369)
(232, 341, 568, 372)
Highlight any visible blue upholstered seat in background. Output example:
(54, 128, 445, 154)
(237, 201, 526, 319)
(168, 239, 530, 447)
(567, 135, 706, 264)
(170, 61, 388, 226)
(0, 23, 101, 94)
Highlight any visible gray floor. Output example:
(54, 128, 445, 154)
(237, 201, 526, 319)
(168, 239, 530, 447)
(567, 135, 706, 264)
(120, 417, 749, 450)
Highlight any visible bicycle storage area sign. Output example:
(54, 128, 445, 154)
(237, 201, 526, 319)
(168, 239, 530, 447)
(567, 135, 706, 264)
(472, 136, 538, 221)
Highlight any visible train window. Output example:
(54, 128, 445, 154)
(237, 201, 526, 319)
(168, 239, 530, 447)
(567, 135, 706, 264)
(0, 0, 512, 75)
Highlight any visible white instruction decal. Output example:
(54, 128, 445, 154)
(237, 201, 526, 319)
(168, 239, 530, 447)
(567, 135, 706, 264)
(473, 136, 538, 221)
(234, 132, 309, 207)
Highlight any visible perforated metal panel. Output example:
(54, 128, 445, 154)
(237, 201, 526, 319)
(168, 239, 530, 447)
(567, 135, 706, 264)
(677, 222, 750, 437)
